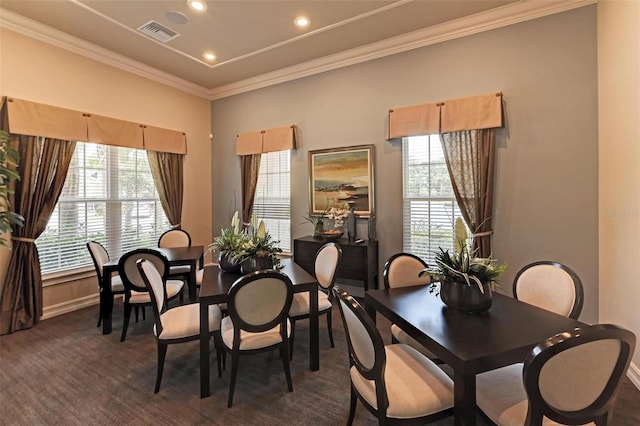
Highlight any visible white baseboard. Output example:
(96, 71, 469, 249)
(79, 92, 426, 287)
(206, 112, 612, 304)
(627, 362, 640, 390)
(41, 294, 100, 320)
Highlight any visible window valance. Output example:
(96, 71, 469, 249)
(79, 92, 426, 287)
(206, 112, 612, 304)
(236, 125, 297, 155)
(2, 97, 187, 154)
(388, 92, 503, 139)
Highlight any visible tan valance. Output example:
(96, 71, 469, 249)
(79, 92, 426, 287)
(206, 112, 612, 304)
(236, 125, 296, 155)
(388, 102, 440, 139)
(2, 97, 187, 154)
(143, 125, 187, 154)
(87, 114, 143, 149)
(5, 98, 88, 141)
(441, 93, 503, 133)
(387, 92, 503, 139)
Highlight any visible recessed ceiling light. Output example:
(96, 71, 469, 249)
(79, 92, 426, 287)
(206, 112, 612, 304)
(294, 16, 310, 28)
(165, 11, 189, 24)
(203, 52, 216, 61)
(188, 0, 207, 12)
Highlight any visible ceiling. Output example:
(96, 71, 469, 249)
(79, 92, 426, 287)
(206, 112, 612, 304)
(0, 0, 593, 99)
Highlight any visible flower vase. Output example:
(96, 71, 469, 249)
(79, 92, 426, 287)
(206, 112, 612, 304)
(218, 253, 241, 273)
(439, 280, 493, 313)
(313, 219, 324, 239)
(240, 256, 273, 274)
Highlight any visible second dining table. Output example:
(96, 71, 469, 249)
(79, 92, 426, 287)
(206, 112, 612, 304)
(198, 258, 320, 398)
(365, 285, 584, 426)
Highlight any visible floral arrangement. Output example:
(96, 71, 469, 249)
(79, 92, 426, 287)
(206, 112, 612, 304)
(208, 211, 244, 258)
(419, 218, 506, 293)
(326, 205, 349, 227)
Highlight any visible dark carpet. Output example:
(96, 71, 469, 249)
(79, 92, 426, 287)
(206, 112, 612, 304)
(1, 299, 638, 425)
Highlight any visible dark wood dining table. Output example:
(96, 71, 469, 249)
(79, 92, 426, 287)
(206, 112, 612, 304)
(198, 258, 320, 398)
(100, 245, 204, 334)
(364, 285, 584, 426)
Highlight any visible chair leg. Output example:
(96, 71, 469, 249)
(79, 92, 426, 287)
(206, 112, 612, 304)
(289, 319, 296, 360)
(326, 309, 334, 348)
(97, 304, 102, 327)
(347, 385, 357, 426)
(154, 342, 168, 393)
(121, 303, 132, 342)
(281, 341, 293, 392)
(228, 349, 240, 408)
(134, 306, 139, 323)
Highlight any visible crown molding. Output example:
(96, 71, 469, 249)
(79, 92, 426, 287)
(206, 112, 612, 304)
(209, 0, 597, 100)
(0, 8, 211, 99)
(1, 1, 597, 101)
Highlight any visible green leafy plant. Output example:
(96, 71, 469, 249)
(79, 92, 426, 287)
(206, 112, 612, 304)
(0, 130, 24, 247)
(419, 217, 506, 293)
(208, 211, 245, 260)
(231, 219, 282, 269)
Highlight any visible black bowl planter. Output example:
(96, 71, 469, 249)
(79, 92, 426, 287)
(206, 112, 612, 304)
(439, 280, 493, 313)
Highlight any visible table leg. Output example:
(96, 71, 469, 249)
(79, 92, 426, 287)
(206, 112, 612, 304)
(101, 272, 113, 334)
(189, 261, 197, 302)
(453, 370, 477, 426)
(200, 301, 210, 398)
(309, 288, 319, 371)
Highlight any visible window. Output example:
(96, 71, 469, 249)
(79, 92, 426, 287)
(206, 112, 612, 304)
(37, 142, 169, 274)
(253, 150, 291, 252)
(402, 135, 462, 264)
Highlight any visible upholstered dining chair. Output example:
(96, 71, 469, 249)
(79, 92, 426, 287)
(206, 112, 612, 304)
(333, 287, 454, 425)
(476, 324, 635, 426)
(136, 258, 223, 393)
(87, 241, 125, 327)
(382, 252, 438, 360)
(158, 228, 193, 289)
(222, 270, 294, 407)
(117, 248, 184, 342)
(289, 242, 342, 359)
(513, 261, 584, 320)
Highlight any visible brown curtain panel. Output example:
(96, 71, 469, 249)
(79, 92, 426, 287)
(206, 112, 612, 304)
(147, 150, 184, 228)
(0, 135, 76, 334)
(240, 154, 261, 228)
(440, 129, 495, 257)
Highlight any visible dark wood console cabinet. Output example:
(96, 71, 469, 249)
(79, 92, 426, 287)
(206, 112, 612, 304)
(293, 236, 379, 291)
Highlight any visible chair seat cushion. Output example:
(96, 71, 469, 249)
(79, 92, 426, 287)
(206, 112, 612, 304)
(156, 303, 222, 340)
(129, 280, 183, 304)
(221, 316, 291, 350)
(476, 364, 595, 426)
(390, 324, 438, 359)
(169, 265, 191, 275)
(111, 274, 125, 293)
(289, 290, 332, 317)
(350, 343, 453, 419)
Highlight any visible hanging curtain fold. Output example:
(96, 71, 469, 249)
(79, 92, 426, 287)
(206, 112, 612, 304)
(0, 134, 76, 334)
(147, 151, 184, 228)
(440, 129, 495, 257)
(240, 154, 261, 228)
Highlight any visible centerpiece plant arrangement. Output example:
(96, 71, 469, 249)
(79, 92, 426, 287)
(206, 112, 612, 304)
(208, 211, 283, 274)
(418, 217, 506, 313)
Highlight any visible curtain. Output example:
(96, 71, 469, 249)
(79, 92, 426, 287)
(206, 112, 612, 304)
(0, 135, 76, 334)
(147, 151, 184, 228)
(240, 154, 261, 228)
(440, 129, 495, 258)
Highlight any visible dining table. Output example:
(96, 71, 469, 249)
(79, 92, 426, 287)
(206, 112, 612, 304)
(100, 245, 204, 335)
(198, 257, 320, 398)
(364, 285, 584, 426)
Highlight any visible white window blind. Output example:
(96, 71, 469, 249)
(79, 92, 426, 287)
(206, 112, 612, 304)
(402, 135, 462, 264)
(253, 150, 291, 252)
(37, 142, 170, 274)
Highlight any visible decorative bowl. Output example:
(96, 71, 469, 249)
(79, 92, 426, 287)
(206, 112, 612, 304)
(319, 229, 344, 241)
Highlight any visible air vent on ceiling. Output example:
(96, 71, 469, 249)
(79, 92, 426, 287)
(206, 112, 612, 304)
(137, 20, 180, 43)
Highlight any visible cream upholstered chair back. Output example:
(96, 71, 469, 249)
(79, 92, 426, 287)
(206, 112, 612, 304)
(87, 241, 110, 281)
(137, 259, 167, 316)
(523, 324, 635, 425)
(158, 229, 191, 248)
(119, 249, 169, 293)
(228, 271, 293, 332)
(383, 252, 431, 289)
(314, 242, 341, 290)
(513, 261, 583, 319)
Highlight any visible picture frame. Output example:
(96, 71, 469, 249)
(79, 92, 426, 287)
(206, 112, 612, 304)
(309, 144, 375, 217)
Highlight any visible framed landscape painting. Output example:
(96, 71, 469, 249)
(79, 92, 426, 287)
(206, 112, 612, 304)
(309, 145, 375, 217)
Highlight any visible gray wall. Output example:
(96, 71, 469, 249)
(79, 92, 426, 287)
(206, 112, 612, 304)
(211, 6, 599, 323)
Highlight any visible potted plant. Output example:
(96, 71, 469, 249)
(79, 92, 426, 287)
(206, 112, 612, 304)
(302, 209, 327, 239)
(0, 129, 24, 248)
(419, 218, 506, 313)
(208, 211, 245, 272)
(232, 218, 283, 274)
